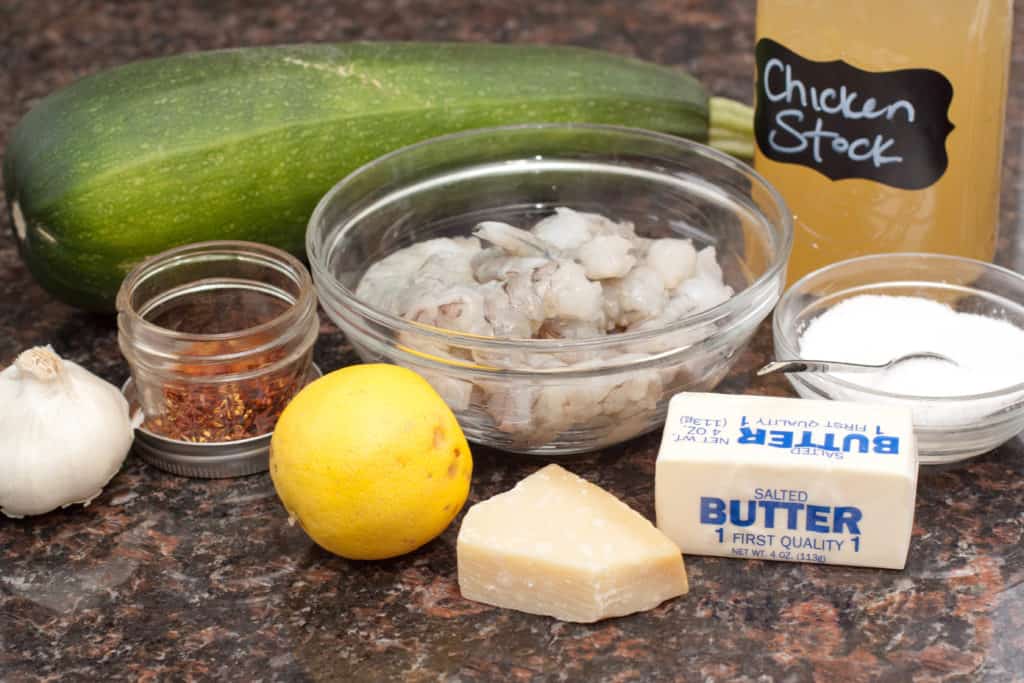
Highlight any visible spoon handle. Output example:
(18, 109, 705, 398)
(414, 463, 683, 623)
(756, 359, 886, 376)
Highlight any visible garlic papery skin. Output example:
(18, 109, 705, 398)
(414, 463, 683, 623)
(0, 346, 136, 518)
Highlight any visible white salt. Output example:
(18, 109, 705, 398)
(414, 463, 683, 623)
(797, 294, 1024, 426)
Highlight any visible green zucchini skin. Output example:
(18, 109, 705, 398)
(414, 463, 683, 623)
(4, 43, 710, 311)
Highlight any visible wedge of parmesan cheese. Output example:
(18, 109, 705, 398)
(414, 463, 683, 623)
(456, 464, 688, 622)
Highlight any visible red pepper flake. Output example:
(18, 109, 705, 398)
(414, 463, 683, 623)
(143, 340, 307, 443)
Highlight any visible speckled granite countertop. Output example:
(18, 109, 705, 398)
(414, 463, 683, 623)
(2, 1, 1023, 681)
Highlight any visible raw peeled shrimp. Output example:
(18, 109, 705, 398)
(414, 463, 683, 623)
(576, 235, 636, 280)
(602, 265, 667, 329)
(393, 245, 492, 335)
(471, 249, 549, 284)
(627, 246, 731, 329)
(474, 221, 554, 257)
(538, 260, 605, 324)
(479, 281, 537, 339)
(356, 236, 481, 313)
(394, 250, 476, 312)
(486, 384, 537, 436)
(473, 255, 550, 337)
(597, 366, 662, 418)
(532, 206, 638, 251)
(646, 238, 697, 289)
(505, 355, 664, 446)
(537, 319, 605, 340)
(420, 371, 475, 412)
(531, 207, 595, 250)
(673, 246, 733, 312)
(625, 246, 733, 353)
(354, 207, 735, 446)
(403, 285, 491, 336)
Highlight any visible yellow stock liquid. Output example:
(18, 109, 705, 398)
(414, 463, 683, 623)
(753, 1, 1013, 284)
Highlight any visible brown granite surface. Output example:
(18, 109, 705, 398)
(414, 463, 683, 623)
(2, 1, 1023, 681)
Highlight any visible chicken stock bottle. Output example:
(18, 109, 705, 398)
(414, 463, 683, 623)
(753, 0, 1014, 283)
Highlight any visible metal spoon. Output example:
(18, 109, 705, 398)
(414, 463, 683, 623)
(757, 352, 958, 377)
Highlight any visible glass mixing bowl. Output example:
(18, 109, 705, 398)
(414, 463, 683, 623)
(307, 124, 792, 455)
(774, 253, 1024, 464)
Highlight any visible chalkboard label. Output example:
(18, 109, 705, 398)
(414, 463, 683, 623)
(754, 38, 954, 190)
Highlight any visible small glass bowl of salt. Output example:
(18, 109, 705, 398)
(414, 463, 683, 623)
(773, 253, 1024, 464)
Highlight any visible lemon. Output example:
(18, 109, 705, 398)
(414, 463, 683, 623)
(269, 363, 472, 560)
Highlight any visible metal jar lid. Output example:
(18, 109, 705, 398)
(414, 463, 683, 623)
(121, 364, 322, 479)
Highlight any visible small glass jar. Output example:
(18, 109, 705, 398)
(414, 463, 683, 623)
(116, 241, 319, 448)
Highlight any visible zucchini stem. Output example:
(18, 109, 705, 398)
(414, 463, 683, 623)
(709, 96, 755, 160)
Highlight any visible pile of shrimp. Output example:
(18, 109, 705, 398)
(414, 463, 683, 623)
(355, 207, 734, 445)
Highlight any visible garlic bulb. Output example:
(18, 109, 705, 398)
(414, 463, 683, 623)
(0, 346, 137, 518)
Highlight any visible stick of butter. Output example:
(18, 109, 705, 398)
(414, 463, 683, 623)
(656, 392, 918, 570)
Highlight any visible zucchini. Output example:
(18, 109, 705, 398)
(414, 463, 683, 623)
(4, 42, 753, 311)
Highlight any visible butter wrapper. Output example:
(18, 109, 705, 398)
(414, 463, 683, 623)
(655, 392, 918, 570)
